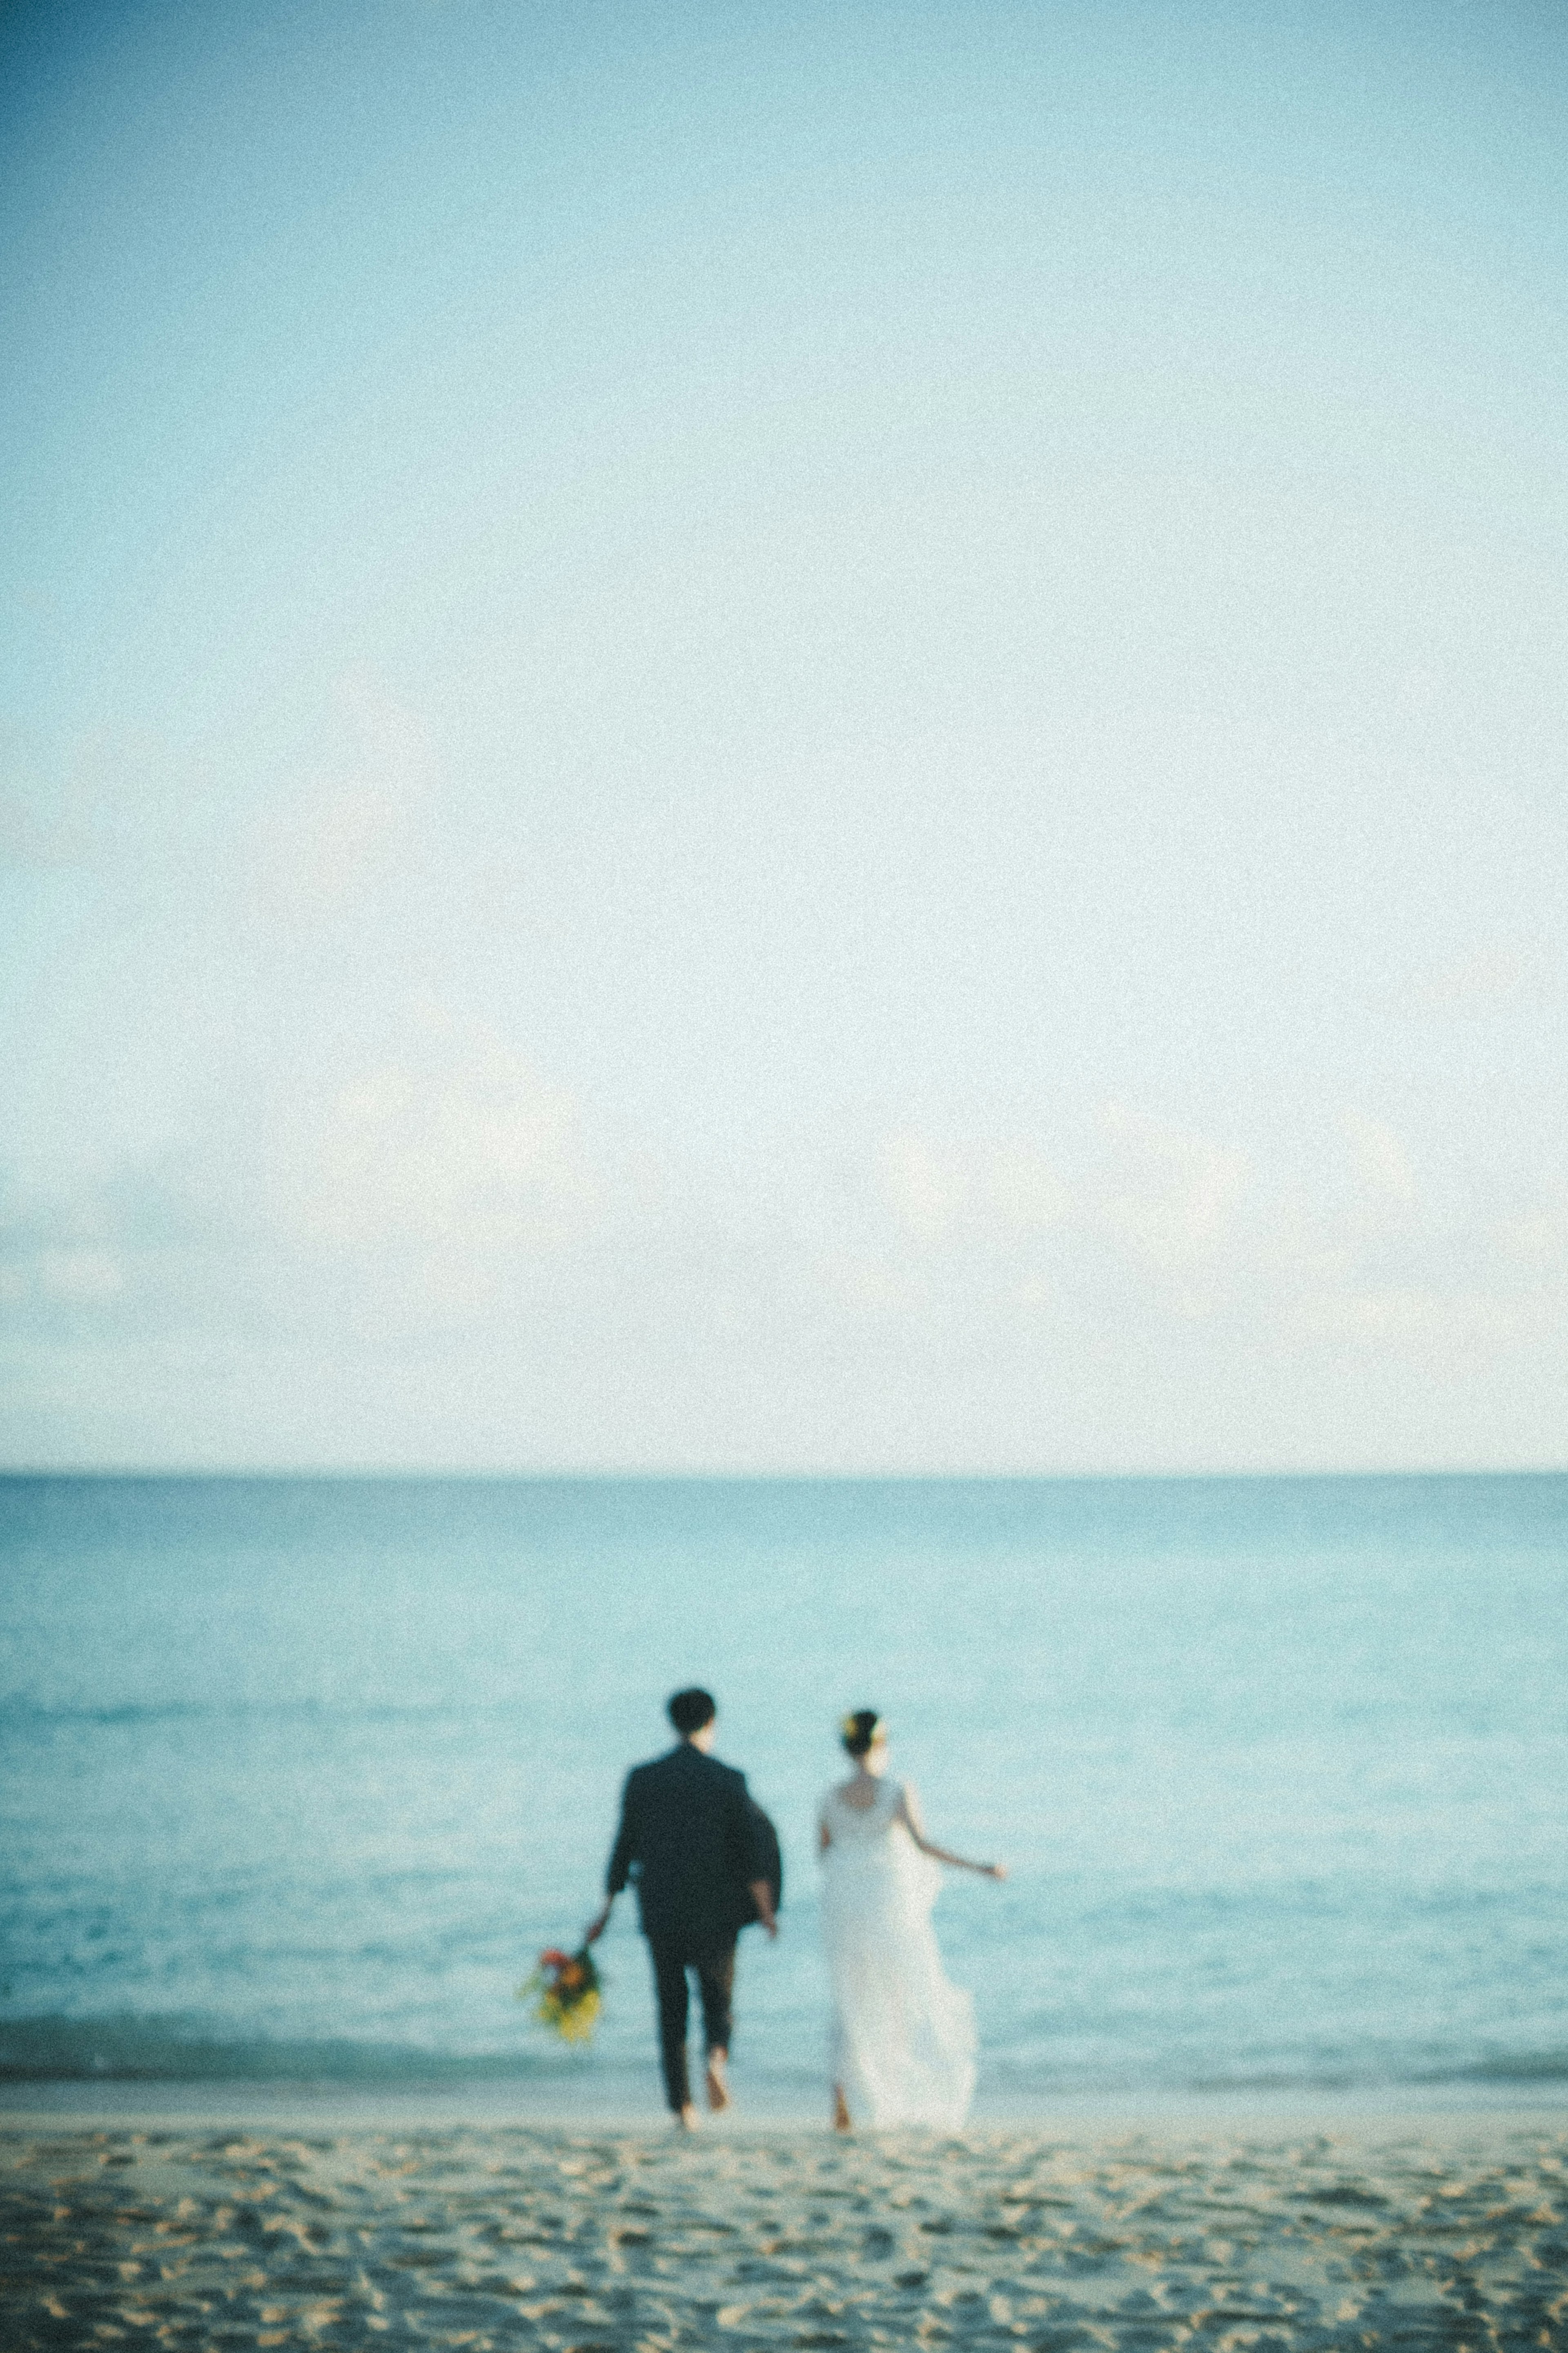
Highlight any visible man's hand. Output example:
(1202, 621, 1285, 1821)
(584, 1902, 612, 1945)
(748, 1880, 779, 1940)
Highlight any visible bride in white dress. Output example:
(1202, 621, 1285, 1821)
(818, 1710, 1007, 2131)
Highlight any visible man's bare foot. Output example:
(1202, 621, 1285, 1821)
(832, 2085, 852, 2134)
(675, 2104, 700, 2132)
(704, 2052, 731, 2113)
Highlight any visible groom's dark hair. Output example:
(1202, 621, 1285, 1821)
(668, 1687, 717, 1735)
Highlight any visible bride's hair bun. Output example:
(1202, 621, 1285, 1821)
(840, 1709, 882, 1758)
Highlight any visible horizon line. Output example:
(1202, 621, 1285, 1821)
(3, 1463, 1566, 1484)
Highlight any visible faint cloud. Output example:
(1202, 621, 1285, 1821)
(0, 726, 229, 870)
(33, 1247, 123, 1303)
(1342, 1110, 1415, 1211)
(1095, 1102, 1249, 1278)
(984, 1144, 1071, 1233)
(272, 1008, 596, 1325)
(249, 672, 434, 923)
(1283, 1285, 1528, 1354)
(1400, 945, 1538, 1018)
(880, 1134, 962, 1245)
(468, 848, 536, 932)
(1422, 947, 1525, 1010)
(0, 791, 90, 868)
(0, 1175, 130, 1317)
(1496, 1203, 1568, 1269)
(878, 1133, 1071, 1250)
(0, 729, 91, 867)
(0, 1008, 601, 1356)
(7, 1067, 1567, 1466)
(817, 1248, 922, 1316)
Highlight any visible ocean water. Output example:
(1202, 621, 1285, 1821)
(2, 1473, 1566, 2114)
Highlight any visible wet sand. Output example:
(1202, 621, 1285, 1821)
(4, 2114, 1566, 2349)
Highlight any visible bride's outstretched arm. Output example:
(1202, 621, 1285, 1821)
(895, 1783, 1007, 1879)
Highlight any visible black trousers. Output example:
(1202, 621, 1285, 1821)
(646, 1937, 736, 2114)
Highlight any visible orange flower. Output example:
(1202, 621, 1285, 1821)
(519, 1942, 601, 2042)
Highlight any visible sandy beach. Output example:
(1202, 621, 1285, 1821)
(4, 2112, 1566, 2351)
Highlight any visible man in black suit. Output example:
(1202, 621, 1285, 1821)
(586, 1688, 778, 2128)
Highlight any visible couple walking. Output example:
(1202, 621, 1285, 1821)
(586, 1688, 1006, 2130)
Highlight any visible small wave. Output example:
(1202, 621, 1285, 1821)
(987, 2053, 1568, 2101)
(0, 1697, 478, 1729)
(9, 2017, 1568, 2097)
(1436, 2052, 1568, 2087)
(1153, 2055, 1568, 2097)
(0, 2018, 580, 2086)
(0, 1699, 214, 1729)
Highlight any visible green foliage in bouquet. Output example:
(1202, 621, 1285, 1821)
(520, 1945, 601, 2042)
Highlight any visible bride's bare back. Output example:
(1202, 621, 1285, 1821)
(833, 1771, 882, 1813)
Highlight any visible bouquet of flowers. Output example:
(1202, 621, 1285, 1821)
(519, 1945, 601, 2042)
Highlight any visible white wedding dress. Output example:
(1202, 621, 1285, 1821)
(818, 1777, 977, 2129)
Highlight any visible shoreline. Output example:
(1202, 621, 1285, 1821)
(5, 2100, 1566, 2148)
(4, 2071, 1566, 2134)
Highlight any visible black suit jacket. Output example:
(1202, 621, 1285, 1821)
(606, 1743, 768, 1951)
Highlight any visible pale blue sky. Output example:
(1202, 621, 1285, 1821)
(3, 0, 1566, 1470)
